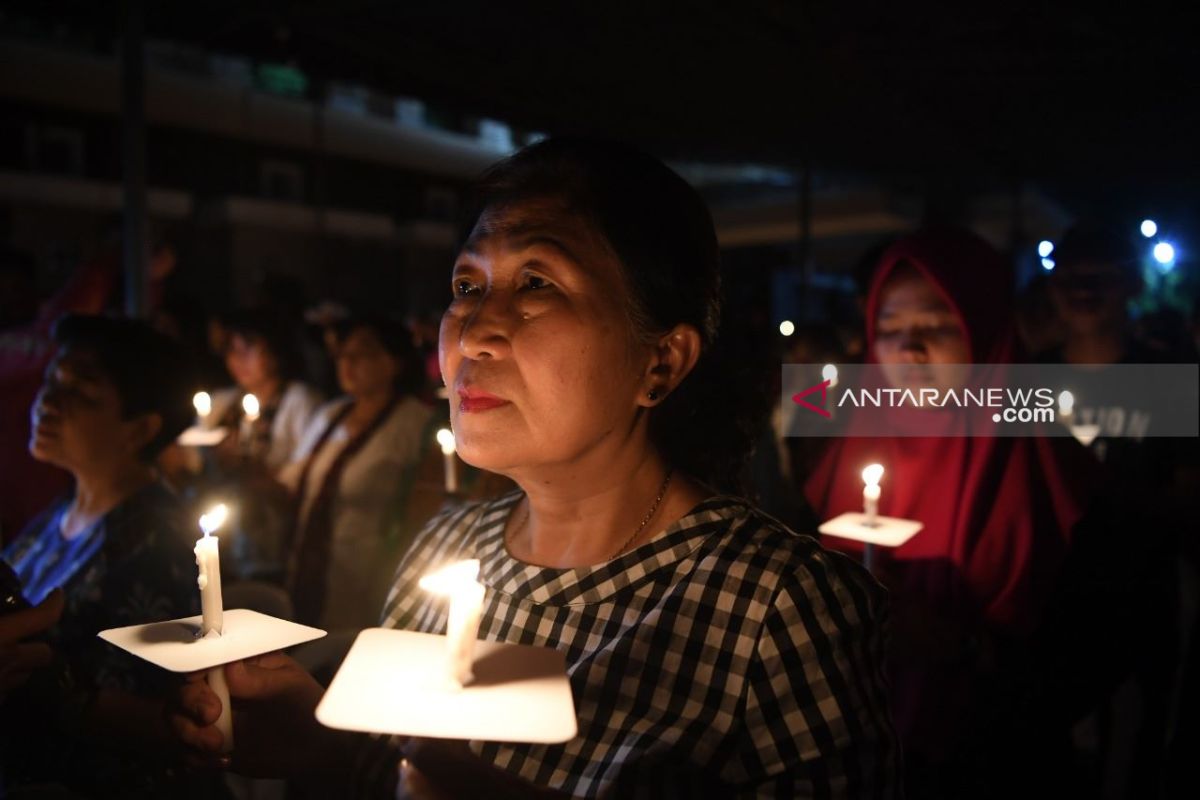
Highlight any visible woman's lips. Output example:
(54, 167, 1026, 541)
(457, 391, 509, 413)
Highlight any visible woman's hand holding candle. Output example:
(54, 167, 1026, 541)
(169, 652, 349, 779)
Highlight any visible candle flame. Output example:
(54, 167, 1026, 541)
(199, 503, 229, 536)
(193, 391, 212, 417)
(419, 559, 481, 595)
(435, 427, 456, 456)
(821, 363, 838, 387)
(242, 393, 260, 418)
(861, 463, 884, 487)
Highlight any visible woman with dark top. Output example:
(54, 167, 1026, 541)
(1, 314, 226, 798)
(171, 138, 900, 798)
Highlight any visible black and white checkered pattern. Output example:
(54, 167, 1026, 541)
(351, 492, 901, 798)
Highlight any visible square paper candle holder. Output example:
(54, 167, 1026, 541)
(819, 513, 923, 570)
(100, 609, 325, 753)
(316, 628, 578, 744)
(177, 425, 231, 447)
(99, 609, 326, 674)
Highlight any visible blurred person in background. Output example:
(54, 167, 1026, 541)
(280, 316, 433, 631)
(2, 314, 226, 799)
(806, 228, 1102, 799)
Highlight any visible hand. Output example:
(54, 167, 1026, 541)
(0, 588, 64, 702)
(168, 651, 345, 778)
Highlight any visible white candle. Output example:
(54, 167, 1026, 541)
(193, 391, 212, 423)
(419, 559, 485, 688)
(436, 428, 458, 495)
(195, 503, 233, 753)
(206, 664, 235, 754)
(861, 464, 884, 527)
(1058, 390, 1075, 419)
(195, 504, 228, 636)
(240, 394, 260, 455)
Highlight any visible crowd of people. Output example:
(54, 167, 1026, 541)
(0, 137, 1197, 799)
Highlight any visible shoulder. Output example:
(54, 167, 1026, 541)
(698, 498, 888, 622)
(313, 396, 354, 425)
(282, 381, 325, 410)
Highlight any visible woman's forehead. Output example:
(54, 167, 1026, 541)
(878, 265, 953, 315)
(50, 347, 113, 387)
(465, 200, 604, 256)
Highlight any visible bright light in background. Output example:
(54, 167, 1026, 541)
(1041, 257, 1056, 271)
(1037, 240, 1054, 258)
(1058, 390, 1074, 416)
(821, 363, 838, 387)
(779, 320, 795, 337)
(1153, 242, 1176, 266)
(1140, 219, 1158, 238)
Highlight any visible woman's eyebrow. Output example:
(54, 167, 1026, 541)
(463, 221, 583, 266)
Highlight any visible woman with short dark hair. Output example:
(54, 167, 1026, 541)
(3, 314, 227, 798)
(172, 139, 900, 799)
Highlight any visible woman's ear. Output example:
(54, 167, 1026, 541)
(638, 324, 702, 407)
(123, 412, 163, 457)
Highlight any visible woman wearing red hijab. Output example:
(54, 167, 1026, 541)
(805, 228, 1100, 796)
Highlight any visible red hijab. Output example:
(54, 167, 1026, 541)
(804, 228, 1097, 636)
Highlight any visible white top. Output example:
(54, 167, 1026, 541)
(279, 395, 433, 630)
(208, 382, 325, 473)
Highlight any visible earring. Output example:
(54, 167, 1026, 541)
(647, 389, 660, 401)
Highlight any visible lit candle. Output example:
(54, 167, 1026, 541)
(195, 503, 233, 752)
(419, 559, 485, 689)
(1058, 390, 1074, 419)
(240, 393, 260, 454)
(822, 363, 839, 388)
(195, 504, 228, 636)
(861, 463, 884, 527)
(193, 391, 212, 423)
(436, 428, 458, 494)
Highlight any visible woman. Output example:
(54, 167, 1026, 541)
(2, 314, 225, 798)
(208, 310, 324, 474)
(804, 229, 1099, 797)
(280, 316, 433, 630)
(172, 138, 900, 798)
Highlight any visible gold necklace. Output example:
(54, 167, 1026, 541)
(510, 469, 675, 561)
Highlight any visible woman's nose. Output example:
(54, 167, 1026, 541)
(897, 331, 929, 361)
(457, 293, 515, 361)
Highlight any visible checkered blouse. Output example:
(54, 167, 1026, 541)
(350, 492, 901, 798)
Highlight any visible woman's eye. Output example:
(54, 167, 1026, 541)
(522, 274, 552, 291)
(453, 278, 479, 297)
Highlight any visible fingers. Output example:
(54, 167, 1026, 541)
(224, 652, 302, 698)
(0, 589, 65, 645)
(165, 673, 228, 766)
(177, 677, 221, 726)
(168, 703, 225, 754)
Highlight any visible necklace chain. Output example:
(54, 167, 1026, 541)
(511, 469, 675, 561)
